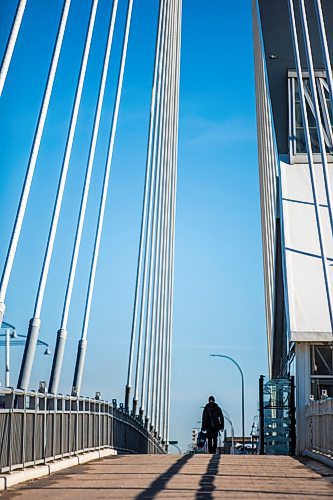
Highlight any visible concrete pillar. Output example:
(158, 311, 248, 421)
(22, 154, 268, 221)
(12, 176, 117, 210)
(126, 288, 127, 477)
(295, 342, 311, 455)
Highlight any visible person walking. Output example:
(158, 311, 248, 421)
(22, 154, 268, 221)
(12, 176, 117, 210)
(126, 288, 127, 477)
(202, 395, 224, 454)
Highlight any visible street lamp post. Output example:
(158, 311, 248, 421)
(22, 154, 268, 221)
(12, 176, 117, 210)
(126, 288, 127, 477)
(168, 440, 181, 453)
(221, 407, 235, 454)
(210, 354, 245, 451)
(1, 321, 51, 387)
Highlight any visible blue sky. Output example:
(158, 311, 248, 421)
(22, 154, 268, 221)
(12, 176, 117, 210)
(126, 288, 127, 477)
(0, 0, 267, 452)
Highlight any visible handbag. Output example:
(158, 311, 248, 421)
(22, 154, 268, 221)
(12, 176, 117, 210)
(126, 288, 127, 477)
(197, 431, 206, 448)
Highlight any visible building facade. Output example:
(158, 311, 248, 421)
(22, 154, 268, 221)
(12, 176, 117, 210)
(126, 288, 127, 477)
(252, 0, 333, 453)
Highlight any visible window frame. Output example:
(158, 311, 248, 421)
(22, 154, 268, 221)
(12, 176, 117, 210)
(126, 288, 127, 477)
(310, 343, 333, 400)
(288, 70, 333, 164)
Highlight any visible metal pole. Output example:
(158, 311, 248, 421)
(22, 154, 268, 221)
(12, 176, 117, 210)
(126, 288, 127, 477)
(259, 374, 264, 455)
(49, 0, 119, 395)
(290, 375, 296, 456)
(287, 0, 333, 329)
(0, 0, 27, 96)
(5, 328, 10, 387)
(18, 0, 98, 391)
(0, 0, 71, 329)
(169, 442, 181, 454)
(73, 0, 134, 395)
(223, 414, 234, 454)
(210, 354, 245, 450)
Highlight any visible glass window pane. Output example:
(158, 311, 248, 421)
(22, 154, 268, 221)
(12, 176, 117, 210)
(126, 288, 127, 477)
(311, 345, 333, 375)
(306, 104, 316, 128)
(294, 79, 300, 102)
(303, 78, 311, 96)
(295, 102, 303, 127)
(326, 99, 333, 126)
(296, 128, 306, 153)
(311, 377, 333, 400)
(310, 127, 320, 153)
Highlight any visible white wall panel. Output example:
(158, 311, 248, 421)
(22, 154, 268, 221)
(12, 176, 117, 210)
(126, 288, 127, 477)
(280, 159, 333, 340)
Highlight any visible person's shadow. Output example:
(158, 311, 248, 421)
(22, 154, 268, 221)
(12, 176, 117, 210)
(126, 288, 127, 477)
(196, 453, 221, 499)
(135, 453, 193, 499)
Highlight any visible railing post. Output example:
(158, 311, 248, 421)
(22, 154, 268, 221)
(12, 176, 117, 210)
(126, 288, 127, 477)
(87, 400, 90, 450)
(259, 375, 265, 455)
(289, 375, 296, 456)
(68, 397, 71, 456)
(75, 396, 79, 454)
(53, 395, 56, 460)
(106, 403, 109, 448)
(43, 394, 47, 464)
(21, 391, 26, 469)
(98, 400, 101, 450)
(60, 397, 64, 458)
(7, 389, 14, 473)
(32, 393, 37, 466)
(82, 399, 85, 453)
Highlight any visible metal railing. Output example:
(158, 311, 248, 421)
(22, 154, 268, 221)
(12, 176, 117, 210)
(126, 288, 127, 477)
(305, 398, 333, 459)
(0, 388, 165, 473)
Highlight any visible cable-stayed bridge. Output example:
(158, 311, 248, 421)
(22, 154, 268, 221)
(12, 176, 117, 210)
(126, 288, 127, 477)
(0, 0, 180, 461)
(1, 0, 333, 496)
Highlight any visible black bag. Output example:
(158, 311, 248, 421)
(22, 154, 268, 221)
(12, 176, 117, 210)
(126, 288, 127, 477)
(197, 431, 206, 449)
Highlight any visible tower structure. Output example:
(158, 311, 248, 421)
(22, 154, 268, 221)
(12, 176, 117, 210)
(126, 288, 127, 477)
(253, 0, 333, 453)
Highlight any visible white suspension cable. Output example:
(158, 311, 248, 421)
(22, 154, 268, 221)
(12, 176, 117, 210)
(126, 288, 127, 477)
(158, 0, 179, 439)
(143, 0, 173, 424)
(49, 0, 119, 395)
(129, 0, 167, 415)
(154, 101, 172, 436)
(17, 0, 98, 391)
(0, 0, 27, 96)
(157, 22, 175, 440)
(72, 0, 134, 395)
(314, 0, 333, 122)
(34, 0, 99, 321)
(149, 46, 171, 430)
(165, 0, 181, 445)
(151, 3, 174, 432)
(162, 0, 179, 443)
(287, 0, 333, 330)
(298, 0, 333, 237)
(0, 0, 71, 329)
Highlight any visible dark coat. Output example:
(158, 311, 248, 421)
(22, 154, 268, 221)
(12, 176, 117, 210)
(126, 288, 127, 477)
(202, 402, 224, 433)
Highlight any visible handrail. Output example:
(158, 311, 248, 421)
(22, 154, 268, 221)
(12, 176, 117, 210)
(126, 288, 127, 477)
(0, 388, 165, 473)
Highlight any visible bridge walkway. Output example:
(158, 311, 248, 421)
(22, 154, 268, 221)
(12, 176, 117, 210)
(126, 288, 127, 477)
(1, 454, 333, 499)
